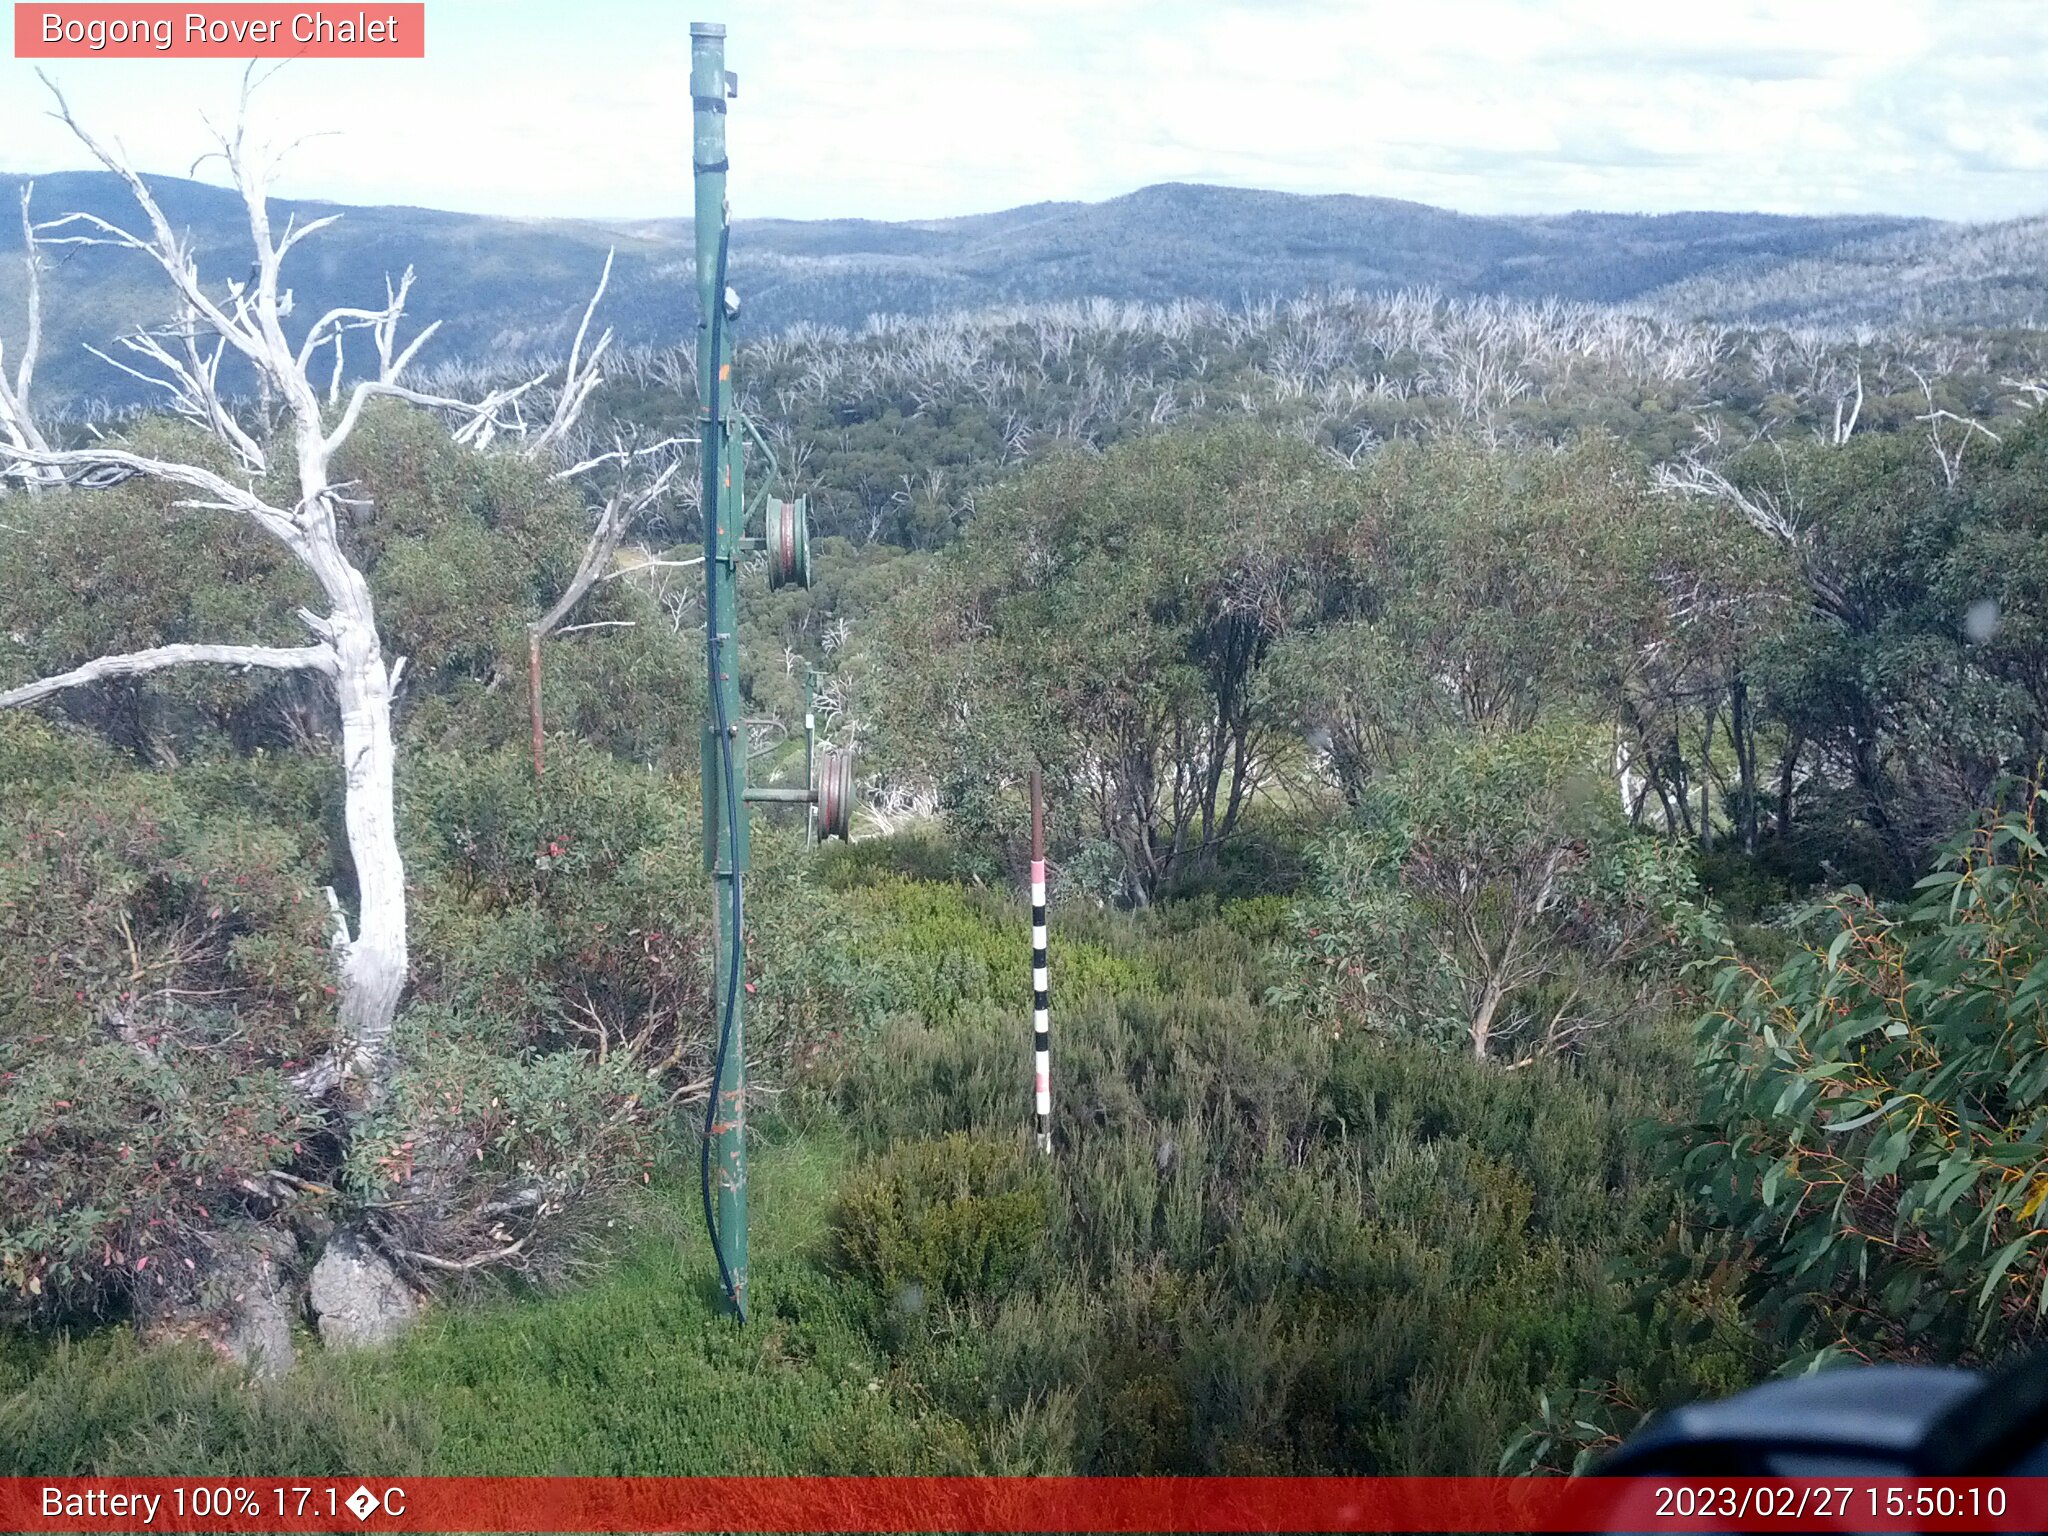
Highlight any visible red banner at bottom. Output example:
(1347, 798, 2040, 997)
(3, 1476, 2044, 1532)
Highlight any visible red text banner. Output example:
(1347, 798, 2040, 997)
(3, 1476, 2047, 1532)
(14, 5, 425, 58)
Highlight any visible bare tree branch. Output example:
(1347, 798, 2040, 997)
(530, 456, 682, 645)
(0, 181, 58, 490)
(13, 184, 38, 410)
(0, 442, 303, 540)
(324, 373, 546, 458)
(554, 620, 637, 635)
(523, 444, 682, 775)
(0, 641, 337, 709)
(1654, 448, 1855, 625)
(1653, 455, 1798, 543)
(393, 1236, 530, 1273)
(599, 554, 703, 581)
(82, 323, 269, 472)
(5, 74, 441, 1091)
(1906, 363, 2001, 488)
(1831, 370, 1863, 445)
(35, 76, 271, 375)
(526, 248, 615, 459)
(556, 435, 692, 481)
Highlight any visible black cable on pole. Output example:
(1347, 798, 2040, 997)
(700, 217, 745, 1321)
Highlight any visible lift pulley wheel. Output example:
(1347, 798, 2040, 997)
(766, 497, 812, 591)
(816, 747, 854, 842)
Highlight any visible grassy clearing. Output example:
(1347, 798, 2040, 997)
(1, 1135, 977, 1475)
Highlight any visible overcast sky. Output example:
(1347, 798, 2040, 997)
(4, 0, 2048, 224)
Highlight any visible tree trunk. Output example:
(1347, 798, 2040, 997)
(1471, 979, 1504, 1061)
(3, 88, 611, 1102)
(1777, 734, 1801, 837)
(1648, 773, 1677, 834)
(330, 605, 409, 1073)
(1730, 671, 1759, 855)
(1669, 739, 1696, 839)
(1698, 706, 1715, 853)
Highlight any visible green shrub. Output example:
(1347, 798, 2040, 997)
(1153, 812, 1316, 905)
(1694, 843, 1794, 922)
(1682, 786, 2048, 1361)
(401, 742, 714, 1083)
(822, 937, 1707, 1473)
(829, 1135, 1052, 1310)
(0, 719, 333, 1319)
(0, 424, 319, 763)
(839, 876, 1158, 1025)
(817, 831, 996, 890)
(1277, 723, 1711, 1062)
(1219, 893, 1291, 944)
(334, 403, 700, 771)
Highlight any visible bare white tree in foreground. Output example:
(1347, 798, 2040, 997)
(0, 75, 602, 1096)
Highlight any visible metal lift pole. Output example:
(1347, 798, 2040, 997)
(692, 19, 747, 1319)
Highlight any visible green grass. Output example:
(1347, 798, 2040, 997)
(1, 1135, 979, 1476)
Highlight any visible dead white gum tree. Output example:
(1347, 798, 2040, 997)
(0, 73, 602, 1097)
(0, 181, 60, 491)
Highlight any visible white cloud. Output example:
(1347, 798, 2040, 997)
(0, 0, 2044, 221)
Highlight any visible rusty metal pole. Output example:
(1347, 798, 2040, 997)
(1030, 770, 1051, 1154)
(805, 668, 818, 849)
(527, 632, 545, 779)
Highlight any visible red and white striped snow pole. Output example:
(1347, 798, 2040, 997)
(1030, 769, 1051, 1154)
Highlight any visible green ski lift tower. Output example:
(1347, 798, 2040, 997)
(691, 20, 850, 1321)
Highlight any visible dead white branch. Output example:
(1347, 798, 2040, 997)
(1830, 370, 1863, 445)
(1654, 448, 1853, 624)
(530, 454, 684, 644)
(83, 322, 269, 471)
(0, 641, 337, 709)
(394, 1235, 530, 1273)
(0, 443, 300, 541)
(523, 446, 682, 774)
(557, 435, 692, 481)
(527, 248, 615, 459)
(1907, 364, 2001, 488)
(1652, 455, 1798, 544)
(0, 181, 59, 490)
(2000, 376, 2048, 409)
(322, 373, 546, 457)
(599, 554, 703, 581)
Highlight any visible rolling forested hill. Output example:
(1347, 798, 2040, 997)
(1643, 214, 2048, 329)
(1, 170, 2009, 402)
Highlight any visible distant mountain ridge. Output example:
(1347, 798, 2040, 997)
(1, 171, 2040, 403)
